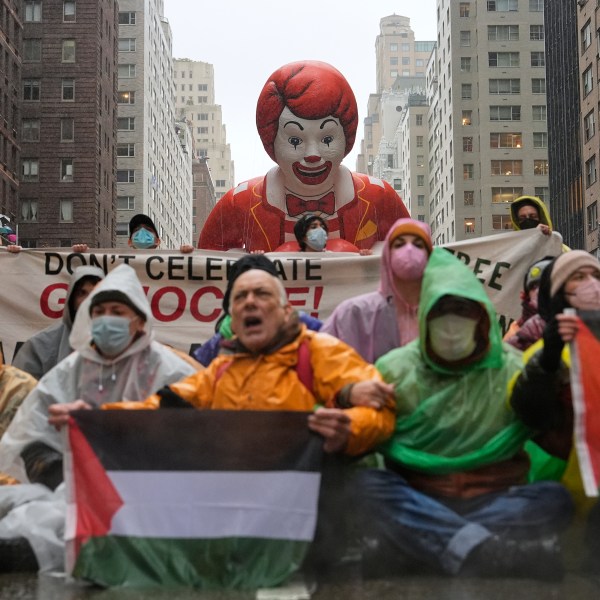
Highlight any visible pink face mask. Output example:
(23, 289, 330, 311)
(389, 244, 428, 281)
(566, 277, 600, 311)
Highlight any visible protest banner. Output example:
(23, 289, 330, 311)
(0, 229, 562, 363)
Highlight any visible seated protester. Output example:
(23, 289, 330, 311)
(12, 266, 105, 380)
(510, 250, 600, 572)
(128, 213, 194, 253)
(193, 254, 321, 367)
(504, 256, 554, 351)
(320, 218, 432, 363)
(0, 356, 37, 486)
(0, 264, 197, 573)
(352, 247, 574, 580)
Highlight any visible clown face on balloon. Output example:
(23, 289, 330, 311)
(198, 61, 409, 253)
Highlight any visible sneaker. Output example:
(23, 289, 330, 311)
(463, 534, 564, 582)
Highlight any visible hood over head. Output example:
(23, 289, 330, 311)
(510, 196, 552, 231)
(69, 264, 152, 353)
(64, 266, 106, 326)
(379, 218, 432, 297)
(418, 247, 503, 374)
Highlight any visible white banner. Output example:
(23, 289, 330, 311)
(0, 229, 562, 364)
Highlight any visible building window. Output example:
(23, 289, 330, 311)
(530, 52, 545, 67)
(117, 196, 135, 210)
(463, 164, 474, 180)
(487, 0, 517, 11)
(492, 215, 513, 230)
(23, 39, 42, 62)
(488, 25, 519, 41)
(63, 0, 76, 22)
(533, 132, 548, 148)
(582, 20, 592, 53)
(461, 84, 472, 100)
(62, 79, 74, 101)
(117, 117, 135, 131)
(116, 222, 129, 236)
(417, 175, 425, 186)
(61, 118, 74, 141)
(532, 105, 547, 121)
(490, 132, 522, 148)
(460, 31, 471, 47)
(463, 137, 473, 152)
(417, 195, 425, 206)
(60, 199, 73, 222)
(416, 136, 424, 148)
(490, 106, 521, 121)
(460, 2, 471, 17)
(197, 84, 208, 91)
(393, 179, 402, 191)
(531, 78, 546, 94)
(117, 143, 135, 157)
(199, 113, 208, 121)
(583, 66, 594, 96)
(584, 110, 596, 141)
(491, 187, 523, 203)
(489, 79, 520, 94)
(20, 199, 39, 222)
(534, 187, 548, 202)
(117, 91, 135, 104)
(464, 219, 475, 234)
(586, 156, 597, 187)
(491, 160, 523, 176)
(416, 114, 423, 126)
(24, 0, 42, 22)
(60, 159, 74, 181)
(587, 202, 598, 232)
(533, 159, 549, 175)
(117, 170, 135, 183)
(460, 57, 472, 72)
(22, 159, 39, 181)
(462, 110, 472, 126)
(118, 64, 136, 78)
(22, 119, 40, 142)
(529, 0, 543, 11)
(390, 56, 398, 66)
(464, 191, 474, 205)
(390, 43, 398, 52)
(488, 52, 520, 67)
(23, 79, 40, 101)
(530, 25, 545, 41)
(118, 12, 136, 25)
(62, 39, 75, 62)
(118, 38, 136, 52)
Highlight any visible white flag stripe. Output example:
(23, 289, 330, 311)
(107, 470, 321, 540)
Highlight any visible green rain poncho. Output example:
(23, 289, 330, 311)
(376, 247, 531, 475)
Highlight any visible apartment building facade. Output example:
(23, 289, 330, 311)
(19, 0, 117, 248)
(0, 0, 21, 228)
(116, 0, 192, 249)
(431, 0, 550, 243)
(173, 58, 234, 204)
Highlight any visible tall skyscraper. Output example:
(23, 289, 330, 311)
(430, 0, 549, 243)
(19, 0, 117, 248)
(173, 59, 234, 201)
(116, 0, 193, 249)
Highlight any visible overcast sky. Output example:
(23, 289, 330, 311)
(163, 1, 438, 185)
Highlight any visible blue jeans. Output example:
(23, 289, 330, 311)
(354, 469, 574, 575)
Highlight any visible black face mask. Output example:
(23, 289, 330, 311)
(519, 218, 539, 230)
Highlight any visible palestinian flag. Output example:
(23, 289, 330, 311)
(569, 311, 600, 497)
(64, 409, 323, 589)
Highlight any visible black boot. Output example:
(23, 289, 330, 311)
(0, 537, 39, 572)
(462, 534, 564, 582)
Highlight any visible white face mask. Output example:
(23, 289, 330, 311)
(306, 227, 327, 251)
(428, 314, 478, 362)
(566, 277, 600, 311)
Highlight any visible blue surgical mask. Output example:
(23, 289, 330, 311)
(91, 315, 135, 357)
(131, 228, 156, 249)
(306, 227, 327, 251)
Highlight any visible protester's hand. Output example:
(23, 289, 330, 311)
(250, 250, 265, 254)
(348, 380, 395, 410)
(556, 312, 580, 343)
(48, 400, 92, 431)
(308, 407, 351, 453)
(180, 244, 194, 254)
(6, 245, 22, 253)
(359, 249, 373, 256)
(537, 223, 550, 236)
(71, 244, 88, 253)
